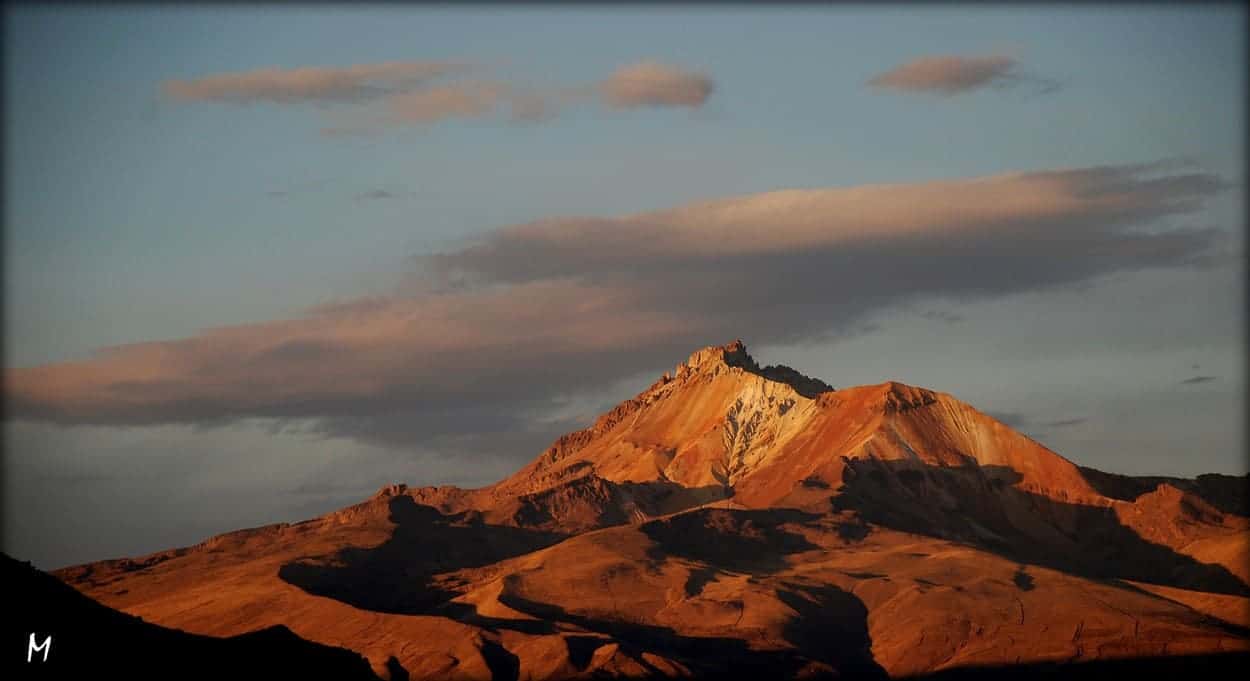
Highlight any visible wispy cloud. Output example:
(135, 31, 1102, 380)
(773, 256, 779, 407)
(386, 80, 508, 123)
(3, 161, 1227, 451)
(868, 54, 1058, 96)
(988, 412, 1087, 436)
(599, 62, 714, 109)
(162, 61, 474, 104)
(431, 160, 1222, 282)
(164, 59, 717, 134)
(1042, 418, 1088, 428)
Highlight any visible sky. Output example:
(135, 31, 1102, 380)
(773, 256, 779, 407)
(2, 3, 1245, 569)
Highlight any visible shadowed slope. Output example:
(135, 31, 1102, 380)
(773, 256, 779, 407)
(277, 494, 567, 615)
(1079, 467, 1248, 517)
(830, 459, 1249, 596)
(427, 507, 1247, 677)
(4, 553, 380, 680)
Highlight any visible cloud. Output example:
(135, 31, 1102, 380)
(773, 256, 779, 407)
(599, 61, 715, 109)
(1042, 418, 1088, 428)
(165, 60, 715, 133)
(431, 160, 1223, 282)
(987, 412, 1087, 436)
(1180, 375, 1218, 384)
(868, 54, 1057, 96)
(162, 61, 473, 104)
(386, 80, 509, 123)
(321, 81, 581, 134)
(363, 62, 714, 129)
(3, 161, 1228, 453)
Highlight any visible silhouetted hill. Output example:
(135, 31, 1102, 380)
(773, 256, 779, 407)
(3, 552, 380, 680)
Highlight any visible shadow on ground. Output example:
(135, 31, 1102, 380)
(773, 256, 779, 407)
(497, 586, 889, 680)
(278, 496, 566, 615)
(272, 467, 1248, 680)
(832, 458, 1250, 596)
(640, 507, 821, 573)
(1078, 467, 1248, 516)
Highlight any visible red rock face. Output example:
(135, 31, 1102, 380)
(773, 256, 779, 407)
(50, 341, 1249, 680)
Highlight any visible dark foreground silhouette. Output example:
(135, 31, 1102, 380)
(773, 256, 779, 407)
(3, 552, 380, 680)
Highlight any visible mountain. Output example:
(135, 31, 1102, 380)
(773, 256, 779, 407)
(45, 341, 1249, 680)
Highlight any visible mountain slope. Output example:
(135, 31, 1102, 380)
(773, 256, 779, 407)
(492, 341, 1098, 505)
(409, 341, 1246, 592)
(48, 341, 1249, 679)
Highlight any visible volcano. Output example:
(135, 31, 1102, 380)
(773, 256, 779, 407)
(29, 341, 1249, 679)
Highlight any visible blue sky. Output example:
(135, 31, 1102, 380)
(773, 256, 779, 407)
(7, 4, 1243, 364)
(3, 4, 1245, 568)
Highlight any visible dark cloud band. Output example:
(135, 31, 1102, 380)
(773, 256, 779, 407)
(3, 162, 1228, 452)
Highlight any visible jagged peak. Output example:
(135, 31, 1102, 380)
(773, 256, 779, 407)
(669, 340, 834, 398)
(676, 339, 753, 374)
(372, 483, 409, 499)
(532, 341, 833, 471)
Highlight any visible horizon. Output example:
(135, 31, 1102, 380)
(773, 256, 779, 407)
(2, 3, 1246, 570)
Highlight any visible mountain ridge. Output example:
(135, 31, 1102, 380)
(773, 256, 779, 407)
(46, 340, 1249, 680)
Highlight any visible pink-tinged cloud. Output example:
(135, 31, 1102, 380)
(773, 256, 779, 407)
(3, 161, 1225, 449)
(162, 61, 473, 104)
(433, 161, 1223, 282)
(387, 81, 509, 123)
(3, 279, 696, 429)
(599, 61, 715, 109)
(317, 82, 567, 135)
(868, 54, 1039, 95)
(163, 59, 716, 133)
(369, 61, 715, 127)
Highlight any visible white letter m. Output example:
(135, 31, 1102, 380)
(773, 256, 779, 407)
(27, 633, 51, 662)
